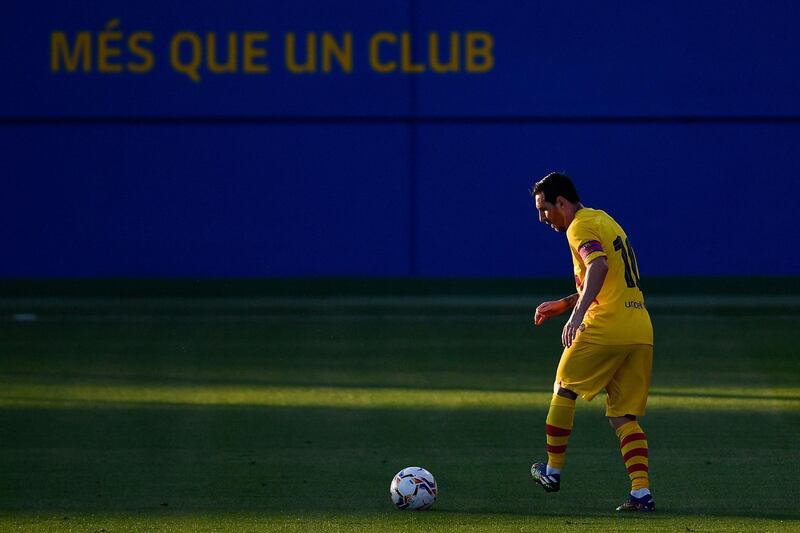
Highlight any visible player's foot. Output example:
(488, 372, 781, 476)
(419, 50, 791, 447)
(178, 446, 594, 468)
(530, 462, 560, 493)
(616, 492, 655, 512)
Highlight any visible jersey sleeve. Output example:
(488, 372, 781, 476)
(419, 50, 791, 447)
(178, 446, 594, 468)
(568, 218, 607, 265)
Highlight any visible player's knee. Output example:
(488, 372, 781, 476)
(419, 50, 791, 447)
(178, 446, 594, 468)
(607, 414, 636, 429)
(556, 387, 578, 400)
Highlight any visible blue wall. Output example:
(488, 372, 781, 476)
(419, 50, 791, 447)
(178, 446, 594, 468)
(2, 1, 799, 276)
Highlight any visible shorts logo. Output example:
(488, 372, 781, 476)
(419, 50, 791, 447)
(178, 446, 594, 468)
(578, 323, 586, 332)
(578, 240, 604, 261)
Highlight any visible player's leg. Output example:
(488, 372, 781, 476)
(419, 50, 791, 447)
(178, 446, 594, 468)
(545, 386, 577, 473)
(532, 342, 621, 493)
(531, 386, 576, 492)
(605, 345, 654, 511)
(610, 415, 653, 511)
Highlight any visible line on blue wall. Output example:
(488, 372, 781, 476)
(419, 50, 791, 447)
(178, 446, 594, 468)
(4, 115, 800, 126)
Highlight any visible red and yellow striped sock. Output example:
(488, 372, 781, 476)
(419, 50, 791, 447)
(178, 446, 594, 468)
(616, 420, 649, 490)
(545, 393, 576, 470)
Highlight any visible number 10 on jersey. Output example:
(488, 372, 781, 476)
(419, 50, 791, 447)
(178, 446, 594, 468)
(613, 236, 641, 290)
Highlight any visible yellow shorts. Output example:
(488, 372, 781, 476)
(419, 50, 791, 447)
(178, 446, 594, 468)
(554, 342, 653, 417)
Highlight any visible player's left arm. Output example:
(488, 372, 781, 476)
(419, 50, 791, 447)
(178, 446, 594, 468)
(534, 293, 578, 326)
(562, 256, 608, 347)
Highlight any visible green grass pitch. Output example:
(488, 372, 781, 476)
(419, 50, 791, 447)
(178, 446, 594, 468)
(0, 287, 798, 531)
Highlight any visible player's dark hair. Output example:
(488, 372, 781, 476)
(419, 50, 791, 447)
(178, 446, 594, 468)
(531, 172, 580, 204)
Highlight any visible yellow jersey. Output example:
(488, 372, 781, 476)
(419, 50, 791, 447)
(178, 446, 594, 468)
(566, 208, 653, 346)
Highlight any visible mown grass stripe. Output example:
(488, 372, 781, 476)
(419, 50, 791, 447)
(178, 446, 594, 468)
(1, 383, 798, 412)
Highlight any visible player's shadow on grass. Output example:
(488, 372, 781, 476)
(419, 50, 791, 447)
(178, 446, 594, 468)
(1, 402, 798, 520)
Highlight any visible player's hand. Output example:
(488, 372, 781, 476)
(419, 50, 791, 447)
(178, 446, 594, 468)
(562, 312, 584, 348)
(534, 299, 568, 326)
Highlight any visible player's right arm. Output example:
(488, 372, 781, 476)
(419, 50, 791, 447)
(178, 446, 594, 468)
(534, 293, 578, 325)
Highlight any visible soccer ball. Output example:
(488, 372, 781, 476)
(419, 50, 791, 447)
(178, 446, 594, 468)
(389, 467, 438, 510)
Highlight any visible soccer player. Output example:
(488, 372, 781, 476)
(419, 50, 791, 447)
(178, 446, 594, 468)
(528, 172, 655, 512)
